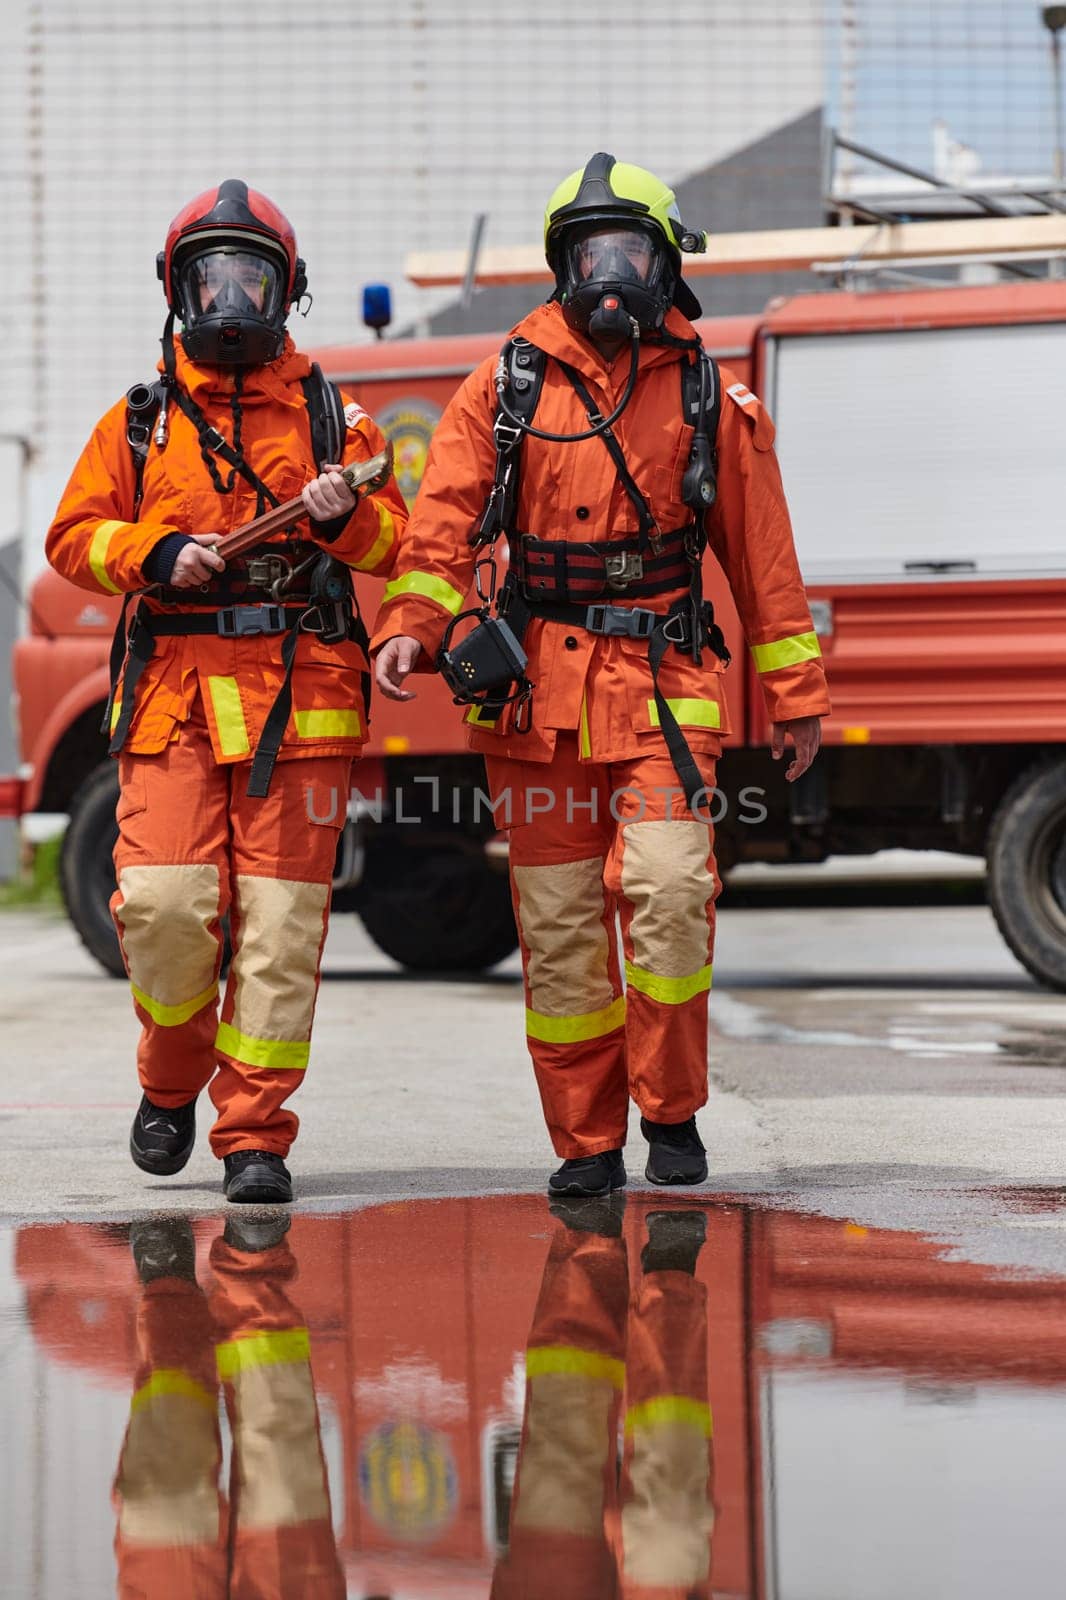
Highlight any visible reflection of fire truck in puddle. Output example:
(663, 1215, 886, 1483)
(14, 1194, 1066, 1597)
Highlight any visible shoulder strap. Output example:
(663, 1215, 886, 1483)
(301, 362, 347, 470)
(125, 380, 166, 520)
(680, 348, 721, 445)
(473, 338, 547, 547)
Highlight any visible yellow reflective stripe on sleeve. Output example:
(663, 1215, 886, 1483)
(206, 676, 250, 757)
(130, 1369, 216, 1414)
(216, 1327, 311, 1380)
(110, 695, 123, 735)
(381, 571, 465, 615)
(130, 979, 219, 1028)
(349, 501, 396, 572)
(89, 520, 124, 595)
(750, 631, 821, 674)
(293, 708, 362, 738)
(215, 1021, 310, 1071)
(624, 1395, 713, 1437)
(525, 995, 626, 1044)
(526, 1345, 625, 1388)
(579, 694, 592, 758)
(624, 961, 712, 1005)
(646, 697, 721, 729)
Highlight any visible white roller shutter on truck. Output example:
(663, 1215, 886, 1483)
(768, 320, 1066, 583)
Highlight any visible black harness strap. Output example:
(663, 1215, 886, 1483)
(556, 361, 662, 554)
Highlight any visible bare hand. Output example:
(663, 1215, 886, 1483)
(302, 462, 356, 522)
(169, 534, 226, 588)
(376, 636, 422, 701)
(771, 715, 822, 782)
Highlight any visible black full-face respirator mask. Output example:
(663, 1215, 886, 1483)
(172, 240, 291, 366)
(557, 221, 677, 341)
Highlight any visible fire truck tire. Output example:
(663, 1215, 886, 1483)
(355, 846, 518, 972)
(987, 758, 1066, 991)
(59, 761, 126, 978)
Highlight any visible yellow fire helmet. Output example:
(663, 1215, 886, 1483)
(544, 152, 707, 331)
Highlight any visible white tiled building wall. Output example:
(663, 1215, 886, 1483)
(0, 0, 825, 551)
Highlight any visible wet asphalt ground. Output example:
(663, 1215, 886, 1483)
(5, 885, 1066, 1597)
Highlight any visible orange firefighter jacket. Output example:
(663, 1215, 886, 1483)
(370, 301, 829, 765)
(47, 336, 408, 765)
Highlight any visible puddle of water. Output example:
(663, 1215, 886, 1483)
(3, 1194, 1066, 1598)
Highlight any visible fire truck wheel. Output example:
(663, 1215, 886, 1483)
(60, 761, 233, 981)
(987, 758, 1066, 992)
(355, 846, 518, 972)
(59, 761, 126, 977)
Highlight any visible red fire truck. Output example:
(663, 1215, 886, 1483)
(6, 277, 1066, 984)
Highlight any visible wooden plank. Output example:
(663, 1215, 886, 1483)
(406, 215, 1066, 287)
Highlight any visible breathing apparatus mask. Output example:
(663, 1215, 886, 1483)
(558, 221, 675, 339)
(172, 239, 290, 366)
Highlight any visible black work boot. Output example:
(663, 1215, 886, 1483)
(640, 1116, 708, 1186)
(548, 1149, 626, 1198)
(641, 1209, 708, 1275)
(223, 1150, 293, 1205)
(548, 1190, 627, 1238)
(129, 1216, 197, 1285)
(130, 1094, 197, 1176)
(223, 1213, 292, 1252)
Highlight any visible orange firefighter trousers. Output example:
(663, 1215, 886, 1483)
(111, 693, 349, 1158)
(485, 735, 720, 1158)
(113, 1226, 345, 1600)
(491, 1204, 714, 1599)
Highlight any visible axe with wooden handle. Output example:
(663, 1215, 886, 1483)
(211, 443, 394, 563)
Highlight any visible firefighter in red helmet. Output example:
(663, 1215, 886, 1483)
(47, 179, 408, 1204)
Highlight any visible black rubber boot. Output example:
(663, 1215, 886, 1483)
(129, 1094, 197, 1176)
(548, 1190, 627, 1237)
(641, 1209, 708, 1275)
(129, 1216, 197, 1285)
(223, 1214, 292, 1252)
(223, 1150, 293, 1205)
(548, 1149, 626, 1198)
(641, 1116, 708, 1186)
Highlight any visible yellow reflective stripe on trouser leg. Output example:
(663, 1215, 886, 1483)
(216, 1327, 311, 1379)
(349, 501, 396, 572)
(646, 697, 721, 729)
(206, 675, 250, 757)
(525, 995, 626, 1043)
(624, 961, 712, 1005)
(624, 1395, 713, 1437)
(292, 708, 362, 738)
(131, 979, 220, 1027)
(526, 1345, 626, 1388)
(750, 631, 821, 673)
(215, 1022, 310, 1071)
(89, 520, 124, 594)
(130, 1369, 217, 1413)
(381, 571, 465, 614)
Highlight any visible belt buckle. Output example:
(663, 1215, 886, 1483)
(585, 603, 656, 640)
(604, 551, 644, 591)
(218, 603, 285, 638)
(245, 554, 292, 593)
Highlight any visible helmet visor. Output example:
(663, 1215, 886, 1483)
(567, 225, 661, 287)
(176, 247, 285, 325)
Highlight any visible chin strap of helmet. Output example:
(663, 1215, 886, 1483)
(160, 313, 280, 516)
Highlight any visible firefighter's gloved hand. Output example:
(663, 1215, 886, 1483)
(302, 462, 357, 522)
(376, 635, 422, 701)
(772, 715, 822, 782)
(169, 534, 226, 589)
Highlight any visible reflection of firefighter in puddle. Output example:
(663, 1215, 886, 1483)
(112, 1215, 344, 1600)
(493, 1199, 714, 1600)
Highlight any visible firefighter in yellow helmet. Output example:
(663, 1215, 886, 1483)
(374, 154, 829, 1196)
